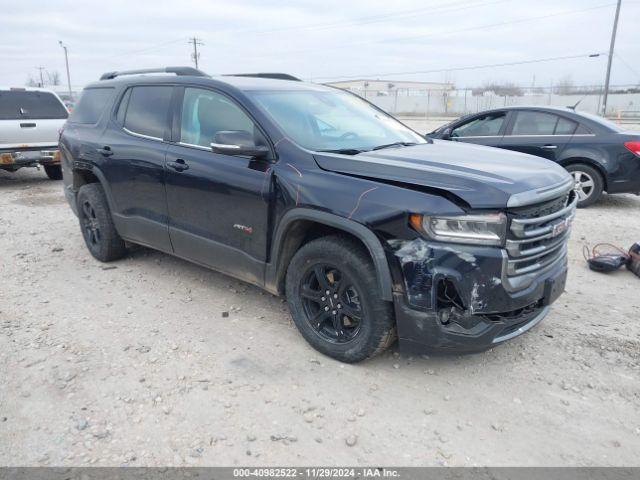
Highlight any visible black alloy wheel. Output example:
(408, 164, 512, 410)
(76, 183, 127, 262)
(300, 264, 364, 344)
(80, 200, 102, 248)
(285, 235, 396, 363)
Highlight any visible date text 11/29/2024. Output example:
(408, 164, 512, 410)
(233, 468, 399, 478)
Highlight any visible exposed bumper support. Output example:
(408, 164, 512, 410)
(389, 237, 567, 354)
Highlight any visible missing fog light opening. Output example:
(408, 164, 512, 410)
(436, 278, 465, 325)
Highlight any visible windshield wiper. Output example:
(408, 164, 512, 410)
(317, 148, 364, 155)
(371, 142, 418, 151)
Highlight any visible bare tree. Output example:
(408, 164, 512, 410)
(473, 82, 523, 96)
(46, 70, 61, 86)
(554, 75, 575, 95)
(26, 76, 39, 87)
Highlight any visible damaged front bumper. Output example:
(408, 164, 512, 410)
(390, 238, 568, 354)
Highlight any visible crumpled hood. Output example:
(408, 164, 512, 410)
(313, 140, 573, 209)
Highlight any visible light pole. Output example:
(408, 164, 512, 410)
(58, 41, 73, 100)
(602, 0, 622, 116)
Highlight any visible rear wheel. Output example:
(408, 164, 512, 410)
(566, 164, 603, 208)
(285, 235, 396, 363)
(77, 183, 126, 262)
(44, 164, 62, 180)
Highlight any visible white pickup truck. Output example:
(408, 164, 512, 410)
(0, 87, 69, 179)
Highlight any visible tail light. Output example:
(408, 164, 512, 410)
(624, 141, 640, 156)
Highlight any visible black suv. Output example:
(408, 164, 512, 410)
(428, 106, 640, 208)
(60, 67, 576, 363)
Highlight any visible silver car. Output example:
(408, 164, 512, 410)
(0, 87, 68, 179)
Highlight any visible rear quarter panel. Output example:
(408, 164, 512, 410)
(561, 132, 640, 192)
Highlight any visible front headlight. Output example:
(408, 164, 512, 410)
(410, 212, 507, 246)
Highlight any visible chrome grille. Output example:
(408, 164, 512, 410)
(503, 190, 577, 291)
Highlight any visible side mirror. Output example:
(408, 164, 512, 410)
(211, 130, 270, 158)
(441, 128, 452, 140)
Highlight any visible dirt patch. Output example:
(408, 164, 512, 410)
(11, 194, 67, 207)
(1, 168, 639, 467)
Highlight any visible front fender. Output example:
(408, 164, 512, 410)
(265, 208, 394, 301)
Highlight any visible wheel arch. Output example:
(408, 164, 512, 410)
(559, 157, 608, 191)
(266, 208, 394, 301)
(72, 165, 119, 212)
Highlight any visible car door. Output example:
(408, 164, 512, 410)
(499, 110, 577, 162)
(448, 110, 509, 147)
(98, 84, 174, 252)
(164, 86, 272, 286)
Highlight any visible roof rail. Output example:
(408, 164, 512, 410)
(100, 66, 208, 81)
(225, 73, 302, 81)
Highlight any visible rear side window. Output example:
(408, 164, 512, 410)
(555, 117, 578, 135)
(0, 90, 68, 120)
(123, 86, 173, 139)
(511, 111, 577, 136)
(69, 88, 114, 124)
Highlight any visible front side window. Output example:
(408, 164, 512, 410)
(123, 86, 173, 139)
(0, 90, 68, 120)
(180, 88, 256, 148)
(249, 89, 425, 151)
(451, 113, 505, 137)
(69, 88, 114, 124)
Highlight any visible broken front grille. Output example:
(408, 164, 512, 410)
(504, 190, 577, 290)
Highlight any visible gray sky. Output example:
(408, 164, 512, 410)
(1, 0, 639, 90)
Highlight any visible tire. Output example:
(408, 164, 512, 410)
(44, 164, 62, 180)
(76, 183, 126, 262)
(565, 163, 603, 208)
(285, 235, 396, 363)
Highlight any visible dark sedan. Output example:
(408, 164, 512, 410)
(428, 106, 640, 207)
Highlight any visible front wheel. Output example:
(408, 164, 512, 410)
(566, 164, 603, 208)
(44, 164, 62, 180)
(285, 235, 396, 363)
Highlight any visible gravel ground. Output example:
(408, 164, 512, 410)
(1, 164, 639, 467)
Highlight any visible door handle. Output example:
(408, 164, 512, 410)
(167, 158, 189, 172)
(541, 144, 558, 150)
(20, 122, 36, 128)
(97, 146, 113, 157)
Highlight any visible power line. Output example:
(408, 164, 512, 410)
(233, 2, 617, 60)
(103, 37, 188, 60)
(614, 53, 640, 79)
(381, 2, 616, 44)
(189, 37, 204, 69)
(314, 52, 606, 81)
(234, 0, 509, 36)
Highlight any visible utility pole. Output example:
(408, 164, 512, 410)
(36, 66, 45, 87)
(189, 37, 204, 69)
(602, 0, 622, 116)
(59, 41, 73, 100)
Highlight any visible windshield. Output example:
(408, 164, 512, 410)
(249, 89, 426, 152)
(0, 90, 68, 120)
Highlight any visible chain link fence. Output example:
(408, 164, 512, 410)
(353, 88, 640, 123)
